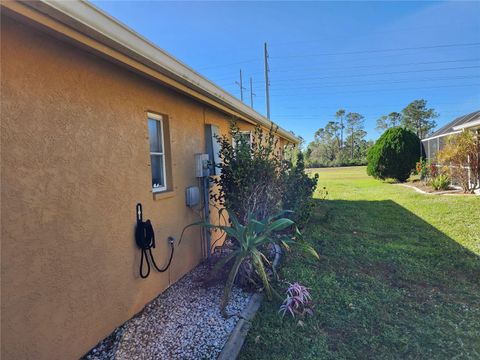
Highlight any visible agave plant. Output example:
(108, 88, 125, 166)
(197, 209, 319, 316)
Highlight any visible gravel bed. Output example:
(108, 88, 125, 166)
(83, 261, 251, 360)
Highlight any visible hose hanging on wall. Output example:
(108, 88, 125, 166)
(135, 203, 174, 279)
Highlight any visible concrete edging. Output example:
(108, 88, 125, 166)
(217, 244, 282, 360)
(396, 183, 478, 196)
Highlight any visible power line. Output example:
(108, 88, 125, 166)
(265, 83, 480, 97)
(209, 58, 480, 84)
(195, 58, 261, 71)
(270, 100, 478, 117)
(262, 75, 480, 92)
(268, 58, 480, 75)
(216, 66, 480, 88)
(271, 42, 480, 59)
(256, 83, 480, 98)
(253, 65, 480, 84)
(191, 42, 479, 78)
(269, 22, 480, 47)
(272, 100, 480, 111)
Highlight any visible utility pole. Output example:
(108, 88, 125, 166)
(264, 42, 270, 119)
(249, 77, 256, 108)
(235, 69, 246, 102)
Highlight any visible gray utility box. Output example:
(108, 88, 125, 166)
(194, 153, 209, 178)
(185, 186, 200, 207)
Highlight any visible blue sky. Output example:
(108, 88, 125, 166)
(93, 1, 480, 144)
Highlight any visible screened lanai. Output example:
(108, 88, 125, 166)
(422, 110, 480, 161)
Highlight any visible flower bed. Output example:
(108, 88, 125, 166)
(404, 180, 462, 194)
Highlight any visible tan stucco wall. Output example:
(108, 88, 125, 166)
(0, 14, 265, 360)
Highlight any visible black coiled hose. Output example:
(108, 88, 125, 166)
(136, 204, 175, 279)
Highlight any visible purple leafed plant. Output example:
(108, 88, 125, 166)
(279, 282, 314, 318)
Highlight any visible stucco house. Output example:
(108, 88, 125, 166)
(0, 1, 299, 359)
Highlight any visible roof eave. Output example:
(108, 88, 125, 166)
(421, 131, 462, 142)
(17, 0, 299, 144)
(452, 119, 480, 131)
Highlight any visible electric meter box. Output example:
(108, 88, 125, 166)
(185, 186, 200, 207)
(195, 153, 209, 178)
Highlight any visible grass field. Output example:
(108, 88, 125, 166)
(240, 166, 480, 360)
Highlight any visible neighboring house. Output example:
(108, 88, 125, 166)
(422, 110, 480, 188)
(422, 110, 480, 160)
(0, 1, 299, 359)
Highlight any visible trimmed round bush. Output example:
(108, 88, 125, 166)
(367, 127, 420, 182)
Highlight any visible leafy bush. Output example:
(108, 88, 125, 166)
(279, 282, 314, 318)
(212, 120, 320, 227)
(367, 127, 420, 182)
(282, 152, 319, 228)
(437, 131, 480, 193)
(211, 121, 287, 224)
(415, 158, 438, 184)
(430, 174, 451, 191)
(415, 158, 427, 180)
(197, 209, 319, 315)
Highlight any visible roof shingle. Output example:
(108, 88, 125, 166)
(425, 110, 480, 139)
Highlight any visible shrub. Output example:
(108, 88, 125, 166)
(415, 158, 428, 180)
(367, 127, 420, 182)
(212, 120, 320, 227)
(437, 131, 479, 193)
(415, 158, 438, 184)
(430, 174, 451, 191)
(282, 152, 319, 228)
(211, 120, 286, 224)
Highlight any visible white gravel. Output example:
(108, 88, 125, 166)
(83, 261, 251, 360)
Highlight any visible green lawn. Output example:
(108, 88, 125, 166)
(240, 166, 480, 360)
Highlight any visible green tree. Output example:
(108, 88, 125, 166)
(308, 122, 341, 165)
(346, 112, 365, 160)
(401, 99, 438, 139)
(326, 121, 342, 149)
(367, 127, 420, 182)
(345, 129, 368, 160)
(376, 112, 402, 131)
(359, 138, 375, 160)
(335, 109, 346, 149)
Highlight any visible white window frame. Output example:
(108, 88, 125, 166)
(232, 131, 253, 148)
(148, 113, 167, 193)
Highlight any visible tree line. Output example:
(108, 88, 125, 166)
(303, 99, 438, 168)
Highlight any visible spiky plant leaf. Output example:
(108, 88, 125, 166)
(266, 218, 295, 232)
(251, 249, 272, 299)
(220, 254, 246, 317)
